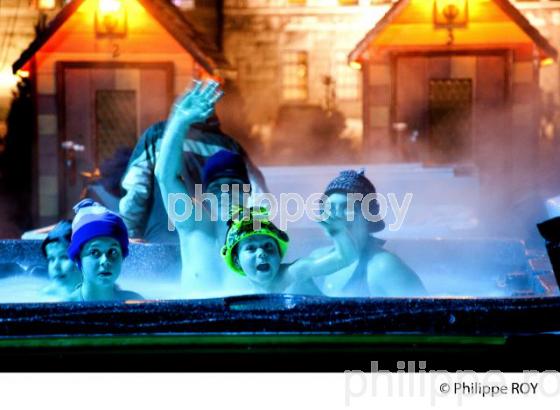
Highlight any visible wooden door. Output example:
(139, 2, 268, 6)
(57, 62, 173, 216)
(394, 53, 507, 164)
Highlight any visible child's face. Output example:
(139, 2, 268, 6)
(325, 192, 368, 234)
(79, 237, 123, 287)
(236, 235, 281, 286)
(45, 241, 81, 289)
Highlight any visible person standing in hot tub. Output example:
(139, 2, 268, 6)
(40, 220, 81, 299)
(312, 170, 428, 297)
(155, 80, 253, 297)
(65, 199, 143, 302)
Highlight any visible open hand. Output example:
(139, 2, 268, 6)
(171, 79, 224, 125)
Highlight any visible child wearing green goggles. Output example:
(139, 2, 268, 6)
(156, 80, 358, 297)
(221, 206, 358, 294)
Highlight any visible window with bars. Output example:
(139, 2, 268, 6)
(95, 90, 138, 166)
(428, 79, 473, 161)
(334, 51, 360, 100)
(282, 52, 308, 101)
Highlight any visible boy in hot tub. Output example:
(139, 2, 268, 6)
(220, 206, 358, 294)
(41, 220, 81, 298)
(65, 199, 143, 302)
(155, 80, 358, 296)
(312, 170, 427, 297)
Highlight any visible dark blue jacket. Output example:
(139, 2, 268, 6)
(119, 119, 267, 243)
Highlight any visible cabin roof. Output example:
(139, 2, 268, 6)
(12, 0, 229, 74)
(349, 0, 558, 62)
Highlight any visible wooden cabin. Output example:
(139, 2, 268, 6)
(349, 0, 557, 181)
(12, 0, 228, 225)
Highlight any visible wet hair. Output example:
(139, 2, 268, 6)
(41, 220, 73, 257)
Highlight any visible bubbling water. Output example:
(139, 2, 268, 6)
(0, 276, 185, 303)
(0, 276, 55, 303)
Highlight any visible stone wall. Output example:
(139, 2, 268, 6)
(221, 0, 560, 156)
(223, 2, 391, 126)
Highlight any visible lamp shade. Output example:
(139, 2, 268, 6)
(433, 0, 469, 28)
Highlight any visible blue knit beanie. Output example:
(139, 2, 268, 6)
(67, 199, 129, 262)
(202, 150, 250, 190)
(324, 169, 385, 233)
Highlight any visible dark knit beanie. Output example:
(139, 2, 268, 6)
(67, 199, 129, 262)
(324, 169, 385, 232)
(202, 150, 250, 190)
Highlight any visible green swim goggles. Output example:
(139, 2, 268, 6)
(221, 206, 289, 275)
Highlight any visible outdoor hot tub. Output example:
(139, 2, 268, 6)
(0, 233, 554, 301)
(0, 236, 559, 371)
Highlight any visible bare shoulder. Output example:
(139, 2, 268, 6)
(64, 288, 81, 302)
(367, 249, 409, 274)
(367, 250, 427, 296)
(116, 289, 144, 301)
(41, 283, 58, 296)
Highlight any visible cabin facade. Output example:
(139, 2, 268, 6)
(11, 0, 227, 224)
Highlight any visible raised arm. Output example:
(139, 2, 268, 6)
(283, 217, 358, 284)
(154, 80, 223, 230)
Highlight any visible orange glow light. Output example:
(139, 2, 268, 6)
(349, 61, 362, 70)
(433, 0, 469, 27)
(38, 0, 56, 10)
(541, 58, 555, 67)
(99, 0, 122, 13)
(96, 0, 127, 37)
(16, 70, 30, 78)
